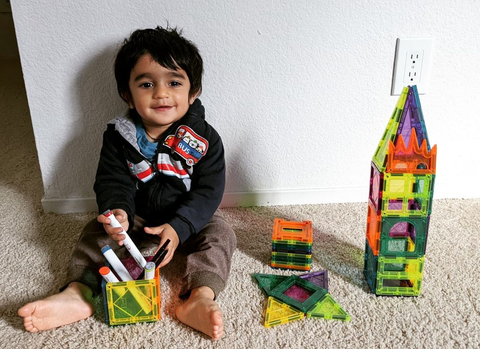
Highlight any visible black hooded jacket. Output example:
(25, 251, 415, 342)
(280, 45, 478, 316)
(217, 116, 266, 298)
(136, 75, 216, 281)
(94, 99, 225, 244)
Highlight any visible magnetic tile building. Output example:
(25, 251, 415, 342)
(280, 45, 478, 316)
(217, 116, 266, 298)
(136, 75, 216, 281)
(364, 85, 437, 296)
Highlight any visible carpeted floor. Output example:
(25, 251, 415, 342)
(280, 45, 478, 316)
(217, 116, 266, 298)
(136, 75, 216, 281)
(1, 59, 479, 348)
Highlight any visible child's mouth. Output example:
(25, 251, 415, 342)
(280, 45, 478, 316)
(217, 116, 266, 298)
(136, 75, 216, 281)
(154, 106, 172, 111)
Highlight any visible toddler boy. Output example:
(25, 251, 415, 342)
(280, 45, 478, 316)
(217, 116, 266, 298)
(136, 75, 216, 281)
(18, 26, 236, 341)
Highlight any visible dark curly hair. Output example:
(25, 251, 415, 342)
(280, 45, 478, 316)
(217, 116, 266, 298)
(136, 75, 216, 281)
(114, 26, 203, 104)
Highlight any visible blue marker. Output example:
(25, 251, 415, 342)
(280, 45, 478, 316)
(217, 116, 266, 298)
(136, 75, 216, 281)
(101, 245, 132, 281)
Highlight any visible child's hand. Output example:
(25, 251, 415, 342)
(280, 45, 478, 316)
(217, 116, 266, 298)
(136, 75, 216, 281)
(144, 224, 180, 267)
(97, 209, 129, 246)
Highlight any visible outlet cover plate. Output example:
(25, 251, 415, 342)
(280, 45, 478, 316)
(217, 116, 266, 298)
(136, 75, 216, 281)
(391, 37, 434, 95)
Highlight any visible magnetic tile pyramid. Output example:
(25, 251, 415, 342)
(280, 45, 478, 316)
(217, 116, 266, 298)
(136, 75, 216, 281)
(271, 219, 313, 271)
(253, 271, 350, 328)
(364, 85, 437, 296)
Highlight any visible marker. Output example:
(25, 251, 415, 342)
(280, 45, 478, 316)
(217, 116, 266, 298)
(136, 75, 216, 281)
(101, 245, 132, 281)
(136, 239, 170, 280)
(100, 266, 128, 298)
(103, 209, 147, 269)
(144, 262, 155, 280)
(99, 266, 119, 283)
(152, 239, 170, 267)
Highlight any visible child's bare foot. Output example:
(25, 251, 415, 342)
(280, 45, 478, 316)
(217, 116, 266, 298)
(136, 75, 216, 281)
(18, 282, 94, 332)
(175, 286, 224, 340)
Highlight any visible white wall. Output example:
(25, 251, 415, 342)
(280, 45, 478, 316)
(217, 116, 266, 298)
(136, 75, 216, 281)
(10, 0, 480, 213)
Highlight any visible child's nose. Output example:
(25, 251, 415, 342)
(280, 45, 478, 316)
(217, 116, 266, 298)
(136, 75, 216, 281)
(154, 86, 168, 98)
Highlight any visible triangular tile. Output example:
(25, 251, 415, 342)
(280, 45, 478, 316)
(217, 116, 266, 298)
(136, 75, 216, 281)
(306, 293, 350, 321)
(253, 273, 288, 296)
(264, 297, 304, 328)
(372, 86, 408, 171)
(396, 85, 430, 150)
(300, 270, 328, 290)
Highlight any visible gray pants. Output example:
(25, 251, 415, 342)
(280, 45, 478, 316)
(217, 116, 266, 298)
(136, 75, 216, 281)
(65, 210, 236, 299)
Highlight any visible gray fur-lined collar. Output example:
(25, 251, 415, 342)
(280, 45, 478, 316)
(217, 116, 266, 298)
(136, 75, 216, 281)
(108, 110, 139, 152)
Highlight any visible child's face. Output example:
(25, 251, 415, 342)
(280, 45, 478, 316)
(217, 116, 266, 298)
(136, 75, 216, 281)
(127, 54, 195, 134)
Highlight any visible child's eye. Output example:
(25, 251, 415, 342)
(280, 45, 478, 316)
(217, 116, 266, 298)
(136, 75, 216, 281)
(140, 82, 153, 88)
(169, 81, 182, 87)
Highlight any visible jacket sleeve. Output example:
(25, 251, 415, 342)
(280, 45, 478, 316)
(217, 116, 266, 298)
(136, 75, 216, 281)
(167, 126, 226, 244)
(94, 125, 137, 228)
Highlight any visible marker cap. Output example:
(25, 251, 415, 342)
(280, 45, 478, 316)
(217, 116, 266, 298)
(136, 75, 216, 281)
(99, 266, 112, 276)
(101, 245, 112, 253)
(144, 262, 156, 280)
(145, 262, 155, 271)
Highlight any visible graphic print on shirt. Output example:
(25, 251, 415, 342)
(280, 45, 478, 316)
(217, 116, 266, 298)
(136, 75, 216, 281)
(157, 153, 193, 191)
(126, 159, 155, 182)
(164, 126, 209, 166)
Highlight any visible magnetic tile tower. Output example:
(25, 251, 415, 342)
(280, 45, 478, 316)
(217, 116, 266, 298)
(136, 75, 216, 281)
(364, 85, 437, 296)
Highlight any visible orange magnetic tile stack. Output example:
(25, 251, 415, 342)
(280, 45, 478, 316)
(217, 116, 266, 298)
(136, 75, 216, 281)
(272, 219, 313, 243)
(271, 219, 313, 271)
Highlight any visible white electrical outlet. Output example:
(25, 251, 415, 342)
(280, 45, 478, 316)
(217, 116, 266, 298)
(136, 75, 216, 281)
(391, 37, 434, 95)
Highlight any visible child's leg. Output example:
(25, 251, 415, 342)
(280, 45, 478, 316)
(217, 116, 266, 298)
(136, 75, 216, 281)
(175, 210, 237, 340)
(64, 218, 124, 295)
(18, 218, 109, 332)
(18, 216, 154, 332)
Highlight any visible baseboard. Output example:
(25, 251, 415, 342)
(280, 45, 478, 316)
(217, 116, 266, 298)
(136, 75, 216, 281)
(41, 197, 98, 214)
(220, 187, 368, 207)
(40, 186, 479, 214)
(41, 187, 369, 214)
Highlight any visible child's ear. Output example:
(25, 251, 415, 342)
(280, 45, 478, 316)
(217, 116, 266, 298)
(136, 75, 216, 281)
(189, 91, 199, 105)
(122, 92, 134, 109)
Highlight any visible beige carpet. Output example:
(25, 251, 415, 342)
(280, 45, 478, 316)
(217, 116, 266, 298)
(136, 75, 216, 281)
(1, 59, 479, 348)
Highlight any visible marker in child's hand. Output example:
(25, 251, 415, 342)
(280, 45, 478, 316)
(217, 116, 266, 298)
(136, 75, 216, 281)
(151, 239, 170, 268)
(103, 209, 147, 268)
(136, 239, 170, 280)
